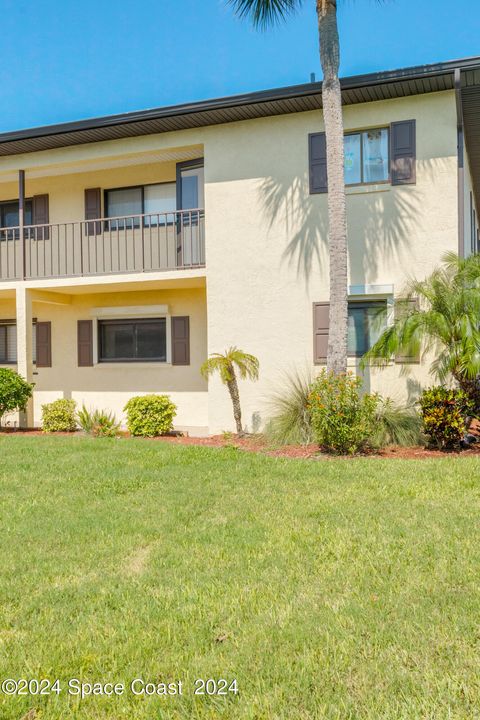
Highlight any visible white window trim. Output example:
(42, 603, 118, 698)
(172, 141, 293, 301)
(90, 306, 171, 366)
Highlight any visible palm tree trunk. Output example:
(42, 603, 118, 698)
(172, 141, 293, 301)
(317, 0, 348, 375)
(227, 374, 244, 435)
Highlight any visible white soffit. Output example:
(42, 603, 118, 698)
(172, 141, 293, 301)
(0, 146, 203, 182)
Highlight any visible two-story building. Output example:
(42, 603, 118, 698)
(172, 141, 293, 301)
(0, 56, 479, 434)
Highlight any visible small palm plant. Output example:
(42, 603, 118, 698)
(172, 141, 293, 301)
(201, 347, 259, 435)
(363, 252, 480, 412)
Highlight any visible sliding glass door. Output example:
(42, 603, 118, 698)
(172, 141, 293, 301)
(177, 161, 204, 266)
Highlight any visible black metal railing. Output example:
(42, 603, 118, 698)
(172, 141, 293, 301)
(0, 209, 205, 280)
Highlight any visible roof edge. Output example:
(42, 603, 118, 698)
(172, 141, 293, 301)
(0, 55, 479, 146)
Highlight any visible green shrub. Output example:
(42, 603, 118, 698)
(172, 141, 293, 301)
(308, 371, 379, 455)
(77, 405, 120, 438)
(419, 386, 474, 449)
(42, 399, 77, 433)
(124, 395, 176, 437)
(373, 398, 423, 448)
(264, 368, 314, 446)
(0, 368, 34, 424)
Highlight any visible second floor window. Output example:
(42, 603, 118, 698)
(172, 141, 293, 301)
(344, 129, 389, 185)
(0, 199, 33, 240)
(0, 199, 33, 228)
(105, 184, 176, 229)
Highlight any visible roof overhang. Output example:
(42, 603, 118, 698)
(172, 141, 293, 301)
(460, 66, 480, 213)
(0, 56, 479, 212)
(0, 56, 478, 158)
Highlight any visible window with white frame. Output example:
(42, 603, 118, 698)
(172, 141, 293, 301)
(344, 128, 390, 185)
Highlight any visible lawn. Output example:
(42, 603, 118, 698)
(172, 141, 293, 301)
(0, 437, 479, 719)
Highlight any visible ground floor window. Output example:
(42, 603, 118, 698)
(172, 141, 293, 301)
(0, 322, 37, 364)
(347, 301, 387, 357)
(98, 318, 167, 362)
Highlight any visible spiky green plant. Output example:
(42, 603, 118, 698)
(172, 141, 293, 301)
(264, 367, 314, 446)
(373, 398, 423, 448)
(363, 252, 480, 413)
(77, 405, 120, 438)
(201, 347, 259, 435)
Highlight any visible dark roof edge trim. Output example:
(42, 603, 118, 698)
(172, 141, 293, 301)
(0, 55, 479, 146)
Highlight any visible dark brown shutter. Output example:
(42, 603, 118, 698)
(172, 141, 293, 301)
(78, 320, 93, 367)
(32, 194, 49, 240)
(309, 133, 328, 194)
(84, 188, 102, 236)
(391, 120, 416, 185)
(394, 298, 420, 364)
(313, 302, 329, 363)
(36, 321, 51, 368)
(171, 316, 190, 365)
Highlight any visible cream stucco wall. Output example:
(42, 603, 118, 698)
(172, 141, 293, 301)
(203, 91, 459, 432)
(0, 89, 465, 434)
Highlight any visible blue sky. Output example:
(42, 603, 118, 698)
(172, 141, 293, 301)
(0, 0, 478, 132)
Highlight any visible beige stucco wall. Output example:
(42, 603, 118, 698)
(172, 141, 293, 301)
(0, 89, 463, 434)
(203, 90, 459, 432)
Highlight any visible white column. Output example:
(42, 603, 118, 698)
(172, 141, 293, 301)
(16, 285, 33, 428)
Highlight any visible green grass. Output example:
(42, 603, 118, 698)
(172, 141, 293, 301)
(0, 437, 479, 719)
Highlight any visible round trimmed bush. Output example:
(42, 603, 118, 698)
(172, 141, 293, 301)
(0, 368, 34, 424)
(42, 399, 77, 432)
(124, 395, 177, 437)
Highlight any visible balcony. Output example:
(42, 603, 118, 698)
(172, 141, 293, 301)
(0, 208, 205, 281)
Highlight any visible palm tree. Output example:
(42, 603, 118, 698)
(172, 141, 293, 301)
(226, 0, 349, 374)
(201, 347, 260, 435)
(363, 252, 480, 412)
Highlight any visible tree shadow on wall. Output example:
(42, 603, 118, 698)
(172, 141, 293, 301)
(258, 158, 448, 396)
(259, 157, 448, 287)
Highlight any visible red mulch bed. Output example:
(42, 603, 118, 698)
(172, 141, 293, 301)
(2, 428, 480, 459)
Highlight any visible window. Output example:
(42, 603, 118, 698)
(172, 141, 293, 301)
(344, 129, 389, 185)
(144, 184, 176, 226)
(347, 301, 387, 356)
(0, 199, 33, 239)
(0, 322, 37, 364)
(98, 318, 167, 362)
(178, 164, 205, 209)
(0, 322, 16, 364)
(105, 183, 176, 228)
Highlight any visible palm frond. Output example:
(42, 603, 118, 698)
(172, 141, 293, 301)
(362, 253, 480, 391)
(227, 0, 302, 29)
(200, 347, 259, 384)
